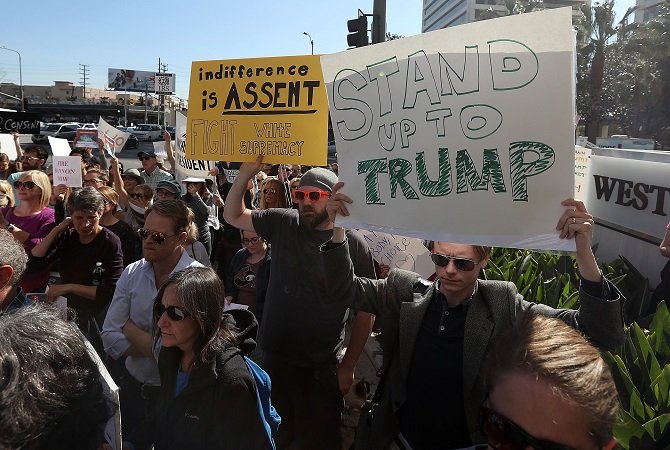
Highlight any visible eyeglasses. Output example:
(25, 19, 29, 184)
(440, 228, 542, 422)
(153, 301, 191, 321)
(430, 253, 479, 271)
(131, 193, 146, 199)
(83, 178, 103, 185)
(294, 189, 331, 202)
(479, 406, 576, 450)
(20, 156, 39, 162)
(242, 236, 262, 246)
(138, 156, 153, 161)
(13, 181, 36, 190)
(137, 228, 178, 245)
(263, 188, 277, 195)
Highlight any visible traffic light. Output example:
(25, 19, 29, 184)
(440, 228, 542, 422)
(347, 15, 368, 48)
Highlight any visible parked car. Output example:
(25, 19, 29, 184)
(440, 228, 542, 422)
(131, 124, 163, 141)
(32, 123, 81, 144)
(123, 134, 139, 150)
(53, 124, 84, 142)
(81, 123, 97, 129)
(164, 126, 176, 140)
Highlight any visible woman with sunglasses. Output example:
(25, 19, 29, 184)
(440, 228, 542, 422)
(481, 314, 618, 450)
(128, 266, 268, 450)
(28, 187, 123, 356)
(224, 230, 271, 321)
(98, 186, 141, 267)
(259, 177, 289, 210)
(322, 188, 625, 450)
(0, 170, 55, 293)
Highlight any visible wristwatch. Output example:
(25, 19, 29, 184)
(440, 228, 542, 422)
(5, 224, 16, 232)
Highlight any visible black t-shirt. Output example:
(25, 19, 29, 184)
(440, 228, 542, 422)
(252, 208, 375, 367)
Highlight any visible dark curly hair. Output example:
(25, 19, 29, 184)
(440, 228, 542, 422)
(0, 305, 114, 449)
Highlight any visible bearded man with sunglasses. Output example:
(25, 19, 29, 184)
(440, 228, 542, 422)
(102, 200, 203, 439)
(224, 159, 376, 450)
(323, 183, 625, 450)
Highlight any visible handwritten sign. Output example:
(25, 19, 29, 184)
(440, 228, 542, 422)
(321, 8, 576, 251)
(75, 129, 98, 149)
(574, 145, 591, 202)
(52, 156, 82, 187)
(48, 136, 73, 157)
(0, 111, 41, 134)
(174, 111, 215, 183)
(186, 55, 329, 165)
(97, 117, 130, 153)
(355, 230, 435, 279)
(0, 134, 18, 160)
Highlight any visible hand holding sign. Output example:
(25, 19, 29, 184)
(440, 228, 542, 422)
(326, 181, 352, 224)
(556, 198, 600, 283)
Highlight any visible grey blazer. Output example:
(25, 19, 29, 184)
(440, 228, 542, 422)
(323, 242, 625, 449)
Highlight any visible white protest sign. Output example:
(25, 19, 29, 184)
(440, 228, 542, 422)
(175, 111, 215, 183)
(321, 8, 576, 251)
(97, 117, 129, 154)
(48, 136, 73, 157)
(52, 156, 83, 187)
(0, 134, 17, 160)
(574, 145, 591, 202)
(355, 230, 435, 279)
(153, 141, 168, 160)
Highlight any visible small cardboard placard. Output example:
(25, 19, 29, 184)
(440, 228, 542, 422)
(52, 156, 83, 187)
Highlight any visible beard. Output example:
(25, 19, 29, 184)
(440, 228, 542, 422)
(299, 205, 330, 230)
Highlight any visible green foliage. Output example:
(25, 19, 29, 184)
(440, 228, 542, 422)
(606, 302, 670, 449)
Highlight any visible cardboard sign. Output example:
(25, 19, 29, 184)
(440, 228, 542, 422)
(186, 55, 329, 165)
(48, 136, 73, 157)
(320, 8, 577, 251)
(52, 156, 82, 187)
(98, 117, 130, 154)
(0, 134, 18, 160)
(355, 230, 435, 279)
(0, 111, 41, 134)
(174, 111, 215, 183)
(574, 145, 591, 202)
(75, 129, 98, 148)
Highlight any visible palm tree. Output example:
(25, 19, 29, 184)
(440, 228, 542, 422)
(580, 1, 637, 143)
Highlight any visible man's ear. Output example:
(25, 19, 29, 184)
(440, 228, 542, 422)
(0, 265, 14, 287)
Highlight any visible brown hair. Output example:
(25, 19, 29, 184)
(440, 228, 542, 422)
(85, 168, 109, 184)
(146, 199, 194, 235)
(426, 241, 492, 260)
(97, 186, 118, 207)
(484, 314, 618, 447)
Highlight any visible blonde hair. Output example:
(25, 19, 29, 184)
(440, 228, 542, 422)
(0, 180, 15, 207)
(20, 170, 51, 210)
(259, 177, 288, 210)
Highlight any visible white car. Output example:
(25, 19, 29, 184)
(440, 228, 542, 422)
(81, 123, 97, 129)
(131, 124, 163, 141)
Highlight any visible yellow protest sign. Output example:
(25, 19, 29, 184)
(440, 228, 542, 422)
(187, 55, 328, 165)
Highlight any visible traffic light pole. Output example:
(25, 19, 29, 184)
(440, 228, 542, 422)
(372, 0, 386, 44)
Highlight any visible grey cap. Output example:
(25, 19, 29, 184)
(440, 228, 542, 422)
(122, 168, 143, 183)
(299, 167, 338, 193)
(156, 179, 182, 195)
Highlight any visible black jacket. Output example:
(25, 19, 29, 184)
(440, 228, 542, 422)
(133, 309, 268, 450)
(224, 247, 271, 322)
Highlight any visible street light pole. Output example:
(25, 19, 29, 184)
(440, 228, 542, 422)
(303, 32, 314, 55)
(0, 46, 23, 111)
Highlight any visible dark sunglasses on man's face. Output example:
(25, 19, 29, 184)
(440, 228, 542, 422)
(294, 189, 331, 202)
(430, 253, 479, 271)
(13, 181, 36, 190)
(154, 301, 191, 321)
(137, 228, 177, 245)
(479, 406, 577, 450)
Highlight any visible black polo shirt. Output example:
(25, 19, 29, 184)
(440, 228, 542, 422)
(399, 285, 474, 450)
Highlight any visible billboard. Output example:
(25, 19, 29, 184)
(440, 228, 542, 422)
(108, 69, 176, 94)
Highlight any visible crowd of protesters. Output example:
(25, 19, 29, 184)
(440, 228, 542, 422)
(0, 130, 628, 450)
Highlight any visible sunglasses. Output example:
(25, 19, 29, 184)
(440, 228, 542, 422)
(153, 301, 191, 321)
(13, 181, 36, 190)
(84, 178, 103, 185)
(242, 236, 262, 246)
(131, 193, 146, 199)
(263, 188, 277, 195)
(294, 189, 331, 201)
(138, 156, 153, 161)
(480, 406, 576, 450)
(137, 228, 178, 245)
(430, 253, 479, 271)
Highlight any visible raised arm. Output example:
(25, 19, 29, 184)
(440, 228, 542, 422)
(222, 156, 263, 232)
(163, 131, 176, 171)
(556, 198, 601, 282)
(110, 157, 130, 206)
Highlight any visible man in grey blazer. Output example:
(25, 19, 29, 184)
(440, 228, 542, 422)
(322, 184, 625, 450)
